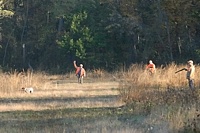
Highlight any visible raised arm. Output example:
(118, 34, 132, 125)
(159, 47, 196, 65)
(73, 61, 78, 69)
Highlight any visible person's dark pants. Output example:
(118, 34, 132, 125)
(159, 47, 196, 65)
(188, 79, 195, 90)
(77, 75, 83, 84)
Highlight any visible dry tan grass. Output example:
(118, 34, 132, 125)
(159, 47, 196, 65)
(119, 63, 200, 101)
(0, 65, 200, 132)
(0, 69, 123, 112)
(0, 81, 123, 112)
(121, 63, 200, 89)
(0, 70, 46, 95)
(144, 104, 200, 132)
(119, 63, 200, 132)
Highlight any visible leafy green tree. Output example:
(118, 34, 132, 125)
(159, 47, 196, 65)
(56, 11, 93, 60)
(0, 0, 15, 69)
(0, 0, 14, 17)
(1, 0, 200, 72)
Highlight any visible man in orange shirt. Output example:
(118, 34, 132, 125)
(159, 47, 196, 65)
(146, 60, 156, 74)
(73, 61, 86, 84)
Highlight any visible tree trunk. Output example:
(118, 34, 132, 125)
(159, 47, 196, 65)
(166, 20, 173, 61)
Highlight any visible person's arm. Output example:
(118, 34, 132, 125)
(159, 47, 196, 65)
(73, 61, 78, 69)
(80, 68, 86, 77)
(83, 69, 86, 77)
(190, 66, 195, 79)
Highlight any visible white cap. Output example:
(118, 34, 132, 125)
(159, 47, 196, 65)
(188, 60, 193, 64)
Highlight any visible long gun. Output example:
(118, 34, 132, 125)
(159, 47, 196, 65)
(175, 68, 187, 74)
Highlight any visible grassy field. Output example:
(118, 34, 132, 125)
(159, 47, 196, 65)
(0, 64, 200, 133)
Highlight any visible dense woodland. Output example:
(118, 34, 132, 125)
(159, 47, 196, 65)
(0, 0, 200, 73)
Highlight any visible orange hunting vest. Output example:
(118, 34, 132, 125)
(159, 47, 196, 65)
(75, 67, 85, 77)
(146, 64, 155, 73)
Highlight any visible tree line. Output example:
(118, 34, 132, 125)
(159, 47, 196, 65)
(0, 0, 200, 73)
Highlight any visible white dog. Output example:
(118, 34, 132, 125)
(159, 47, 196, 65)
(22, 87, 34, 93)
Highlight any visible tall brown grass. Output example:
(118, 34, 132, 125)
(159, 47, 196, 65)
(0, 64, 199, 132)
(0, 70, 51, 97)
(119, 63, 200, 132)
(0, 68, 115, 97)
(119, 63, 200, 102)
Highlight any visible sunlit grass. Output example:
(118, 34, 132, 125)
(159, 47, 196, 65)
(0, 69, 122, 112)
(0, 69, 116, 97)
(119, 63, 200, 101)
(119, 63, 200, 132)
(0, 64, 200, 132)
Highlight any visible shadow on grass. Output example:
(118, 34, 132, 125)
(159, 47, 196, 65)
(0, 107, 147, 133)
(0, 95, 121, 104)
